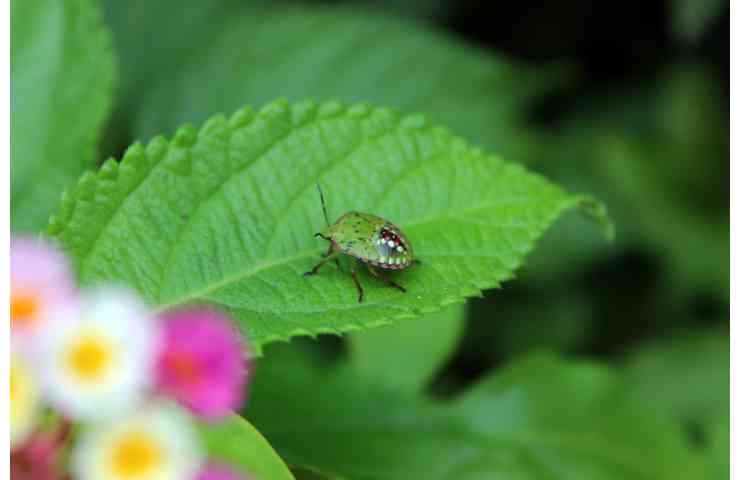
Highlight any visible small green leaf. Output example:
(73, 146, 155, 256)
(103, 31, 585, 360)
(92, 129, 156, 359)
(105, 1, 563, 163)
(247, 346, 708, 480)
(348, 302, 465, 394)
(198, 415, 294, 480)
(49, 100, 608, 351)
(11, 0, 115, 232)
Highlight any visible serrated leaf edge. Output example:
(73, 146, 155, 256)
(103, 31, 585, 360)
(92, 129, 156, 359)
(47, 99, 611, 352)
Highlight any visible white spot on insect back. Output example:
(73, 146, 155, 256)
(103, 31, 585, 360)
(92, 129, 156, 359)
(396, 246, 404, 253)
(387, 240, 395, 248)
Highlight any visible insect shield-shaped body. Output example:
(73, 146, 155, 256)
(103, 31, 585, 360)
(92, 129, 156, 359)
(303, 186, 416, 303)
(322, 213, 414, 269)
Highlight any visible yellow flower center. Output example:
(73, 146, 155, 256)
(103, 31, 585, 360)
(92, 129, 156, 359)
(10, 358, 40, 448)
(10, 292, 39, 331)
(65, 333, 115, 383)
(10, 361, 33, 415)
(110, 430, 165, 477)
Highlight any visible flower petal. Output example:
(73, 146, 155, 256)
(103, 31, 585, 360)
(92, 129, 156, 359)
(38, 287, 159, 420)
(156, 309, 250, 421)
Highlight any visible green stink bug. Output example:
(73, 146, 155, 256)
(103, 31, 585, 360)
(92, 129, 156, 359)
(303, 185, 416, 303)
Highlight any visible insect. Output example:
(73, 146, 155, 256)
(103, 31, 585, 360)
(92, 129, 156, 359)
(303, 185, 416, 303)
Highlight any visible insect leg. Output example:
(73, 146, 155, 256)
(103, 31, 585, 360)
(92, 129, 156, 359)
(303, 251, 341, 276)
(367, 265, 407, 293)
(350, 268, 364, 303)
(319, 243, 342, 271)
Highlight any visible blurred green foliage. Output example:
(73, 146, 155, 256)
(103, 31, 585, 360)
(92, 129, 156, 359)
(11, 0, 728, 477)
(622, 327, 729, 434)
(11, 0, 115, 232)
(197, 415, 294, 479)
(247, 328, 709, 479)
(103, 0, 564, 164)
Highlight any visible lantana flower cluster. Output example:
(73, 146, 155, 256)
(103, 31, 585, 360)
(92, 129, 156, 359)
(11, 237, 251, 480)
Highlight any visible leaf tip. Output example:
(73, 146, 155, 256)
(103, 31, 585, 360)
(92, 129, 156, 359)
(575, 196, 615, 242)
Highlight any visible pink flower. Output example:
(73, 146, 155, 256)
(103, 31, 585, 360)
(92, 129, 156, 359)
(197, 462, 249, 480)
(11, 237, 77, 347)
(10, 419, 70, 480)
(156, 309, 249, 421)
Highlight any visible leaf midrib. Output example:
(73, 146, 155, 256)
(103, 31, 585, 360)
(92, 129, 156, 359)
(154, 201, 549, 312)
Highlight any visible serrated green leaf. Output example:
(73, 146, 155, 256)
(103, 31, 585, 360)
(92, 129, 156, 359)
(48, 99, 608, 351)
(247, 346, 708, 480)
(348, 302, 465, 395)
(11, 0, 115, 232)
(104, 0, 563, 163)
(198, 415, 294, 480)
(621, 327, 729, 431)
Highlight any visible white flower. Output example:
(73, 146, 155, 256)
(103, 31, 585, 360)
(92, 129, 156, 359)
(11, 353, 42, 449)
(73, 401, 204, 480)
(37, 287, 159, 420)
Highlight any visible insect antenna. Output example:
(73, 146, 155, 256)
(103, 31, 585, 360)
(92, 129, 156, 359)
(317, 183, 331, 227)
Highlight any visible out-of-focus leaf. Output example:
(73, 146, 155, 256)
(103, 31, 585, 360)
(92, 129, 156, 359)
(672, 0, 727, 43)
(370, 0, 448, 19)
(348, 303, 465, 394)
(707, 416, 729, 479)
(48, 99, 609, 352)
(527, 66, 728, 300)
(621, 327, 729, 430)
(11, 0, 115, 232)
(467, 289, 594, 359)
(198, 415, 295, 480)
(104, 0, 564, 163)
(598, 138, 729, 298)
(247, 344, 708, 480)
(291, 466, 341, 480)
